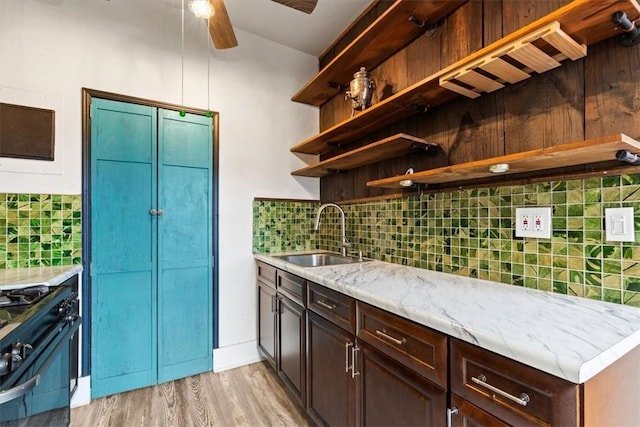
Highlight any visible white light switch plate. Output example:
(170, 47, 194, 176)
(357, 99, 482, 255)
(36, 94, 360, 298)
(515, 207, 552, 238)
(605, 207, 635, 242)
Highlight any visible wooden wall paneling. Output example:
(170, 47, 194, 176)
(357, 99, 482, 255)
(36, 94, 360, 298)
(320, 2, 388, 69)
(406, 25, 443, 86)
(502, 60, 585, 154)
(483, 0, 504, 46)
(352, 163, 380, 200)
(585, 39, 640, 141)
(320, 173, 336, 203)
(372, 48, 408, 103)
(319, 97, 335, 134)
(435, 0, 485, 166)
(329, 168, 355, 201)
(441, 1, 484, 67)
(502, 0, 584, 154)
(446, 93, 506, 165)
(318, 94, 352, 135)
(502, 0, 571, 33)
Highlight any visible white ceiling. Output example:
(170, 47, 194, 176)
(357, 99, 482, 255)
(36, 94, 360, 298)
(223, 0, 371, 56)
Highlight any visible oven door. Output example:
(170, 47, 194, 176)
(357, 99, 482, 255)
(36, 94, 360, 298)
(0, 317, 81, 427)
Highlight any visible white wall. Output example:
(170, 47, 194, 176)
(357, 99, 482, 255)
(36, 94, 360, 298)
(1, 0, 319, 373)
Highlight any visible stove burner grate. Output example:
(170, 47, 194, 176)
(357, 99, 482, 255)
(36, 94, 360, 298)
(0, 285, 50, 307)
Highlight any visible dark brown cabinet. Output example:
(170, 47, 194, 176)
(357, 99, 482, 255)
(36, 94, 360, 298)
(256, 262, 307, 406)
(306, 282, 447, 427)
(307, 311, 358, 427)
(257, 261, 277, 367)
(450, 395, 510, 427)
(306, 282, 358, 426)
(277, 293, 306, 405)
(257, 280, 277, 366)
(360, 343, 447, 427)
(450, 339, 578, 427)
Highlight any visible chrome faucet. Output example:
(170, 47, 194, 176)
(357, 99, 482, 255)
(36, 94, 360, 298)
(314, 203, 352, 256)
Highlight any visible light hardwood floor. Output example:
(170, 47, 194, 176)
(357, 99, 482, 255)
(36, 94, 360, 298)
(71, 362, 314, 427)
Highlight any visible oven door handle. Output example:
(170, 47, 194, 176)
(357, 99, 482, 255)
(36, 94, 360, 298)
(0, 315, 81, 405)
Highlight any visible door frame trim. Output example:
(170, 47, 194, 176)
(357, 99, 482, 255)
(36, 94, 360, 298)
(81, 87, 220, 377)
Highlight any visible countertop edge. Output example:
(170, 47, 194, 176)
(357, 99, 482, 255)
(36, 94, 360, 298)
(0, 265, 84, 290)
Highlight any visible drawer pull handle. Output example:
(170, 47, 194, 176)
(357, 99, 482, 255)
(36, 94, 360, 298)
(317, 300, 336, 310)
(345, 342, 353, 373)
(446, 407, 458, 427)
(375, 329, 406, 346)
(351, 344, 360, 378)
(471, 374, 531, 407)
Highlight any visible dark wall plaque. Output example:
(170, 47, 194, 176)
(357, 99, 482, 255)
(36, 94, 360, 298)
(0, 102, 55, 161)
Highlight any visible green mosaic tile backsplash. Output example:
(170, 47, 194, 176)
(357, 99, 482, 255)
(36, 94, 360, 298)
(0, 193, 82, 269)
(253, 174, 640, 307)
(253, 199, 320, 254)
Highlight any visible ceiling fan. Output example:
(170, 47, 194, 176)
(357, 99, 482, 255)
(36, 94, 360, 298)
(191, 0, 318, 49)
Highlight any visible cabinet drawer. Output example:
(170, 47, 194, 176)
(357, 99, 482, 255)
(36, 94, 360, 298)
(356, 302, 447, 389)
(450, 339, 578, 427)
(307, 282, 355, 334)
(256, 261, 276, 288)
(277, 270, 306, 305)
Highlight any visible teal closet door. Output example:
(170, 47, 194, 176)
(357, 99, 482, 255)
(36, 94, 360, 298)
(90, 99, 158, 398)
(157, 109, 213, 383)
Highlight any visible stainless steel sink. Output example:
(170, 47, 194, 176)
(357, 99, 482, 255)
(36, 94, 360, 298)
(275, 253, 368, 267)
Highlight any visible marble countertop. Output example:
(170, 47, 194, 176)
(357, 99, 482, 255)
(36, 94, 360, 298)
(255, 252, 640, 384)
(0, 265, 83, 290)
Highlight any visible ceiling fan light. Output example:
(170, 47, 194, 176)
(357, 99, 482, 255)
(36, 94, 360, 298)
(189, 0, 214, 19)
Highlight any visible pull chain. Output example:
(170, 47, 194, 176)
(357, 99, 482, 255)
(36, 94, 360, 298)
(180, 0, 186, 117)
(206, 19, 212, 118)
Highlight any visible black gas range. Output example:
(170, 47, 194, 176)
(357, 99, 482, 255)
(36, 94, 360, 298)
(0, 275, 80, 427)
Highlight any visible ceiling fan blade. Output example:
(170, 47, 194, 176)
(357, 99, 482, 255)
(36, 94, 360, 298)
(208, 0, 238, 49)
(271, 0, 318, 14)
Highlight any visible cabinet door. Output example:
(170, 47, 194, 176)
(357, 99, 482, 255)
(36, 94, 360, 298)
(258, 280, 277, 367)
(307, 312, 357, 427)
(91, 99, 158, 398)
(157, 109, 213, 383)
(360, 343, 446, 427)
(278, 294, 306, 405)
(450, 394, 511, 427)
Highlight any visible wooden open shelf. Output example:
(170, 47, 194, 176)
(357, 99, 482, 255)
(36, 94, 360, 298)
(290, 0, 640, 155)
(291, 0, 468, 106)
(292, 133, 437, 178)
(439, 21, 586, 99)
(366, 134, 640, 189)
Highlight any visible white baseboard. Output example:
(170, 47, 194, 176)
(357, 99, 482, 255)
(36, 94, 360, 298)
(70, 375, 91, 408)
(213, 340, 263, 372)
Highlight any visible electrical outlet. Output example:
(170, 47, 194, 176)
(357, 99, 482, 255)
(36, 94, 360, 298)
(515, 207, 552, 238)
(534, 215, 543, 231)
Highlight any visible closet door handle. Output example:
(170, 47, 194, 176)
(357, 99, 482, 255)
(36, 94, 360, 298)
(157, 209, 164, 216)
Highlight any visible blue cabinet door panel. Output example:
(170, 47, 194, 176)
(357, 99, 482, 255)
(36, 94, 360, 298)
(157, 109, 212, 383)
(92, 271, 156, 396)
(160, 166, 210, 266)
(92, 160, 155, 272)
(158, 266, 211, 383)
(91, 99, 158, 398)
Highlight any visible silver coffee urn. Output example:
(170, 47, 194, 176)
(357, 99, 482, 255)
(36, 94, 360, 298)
(345, 67, 376, 116)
